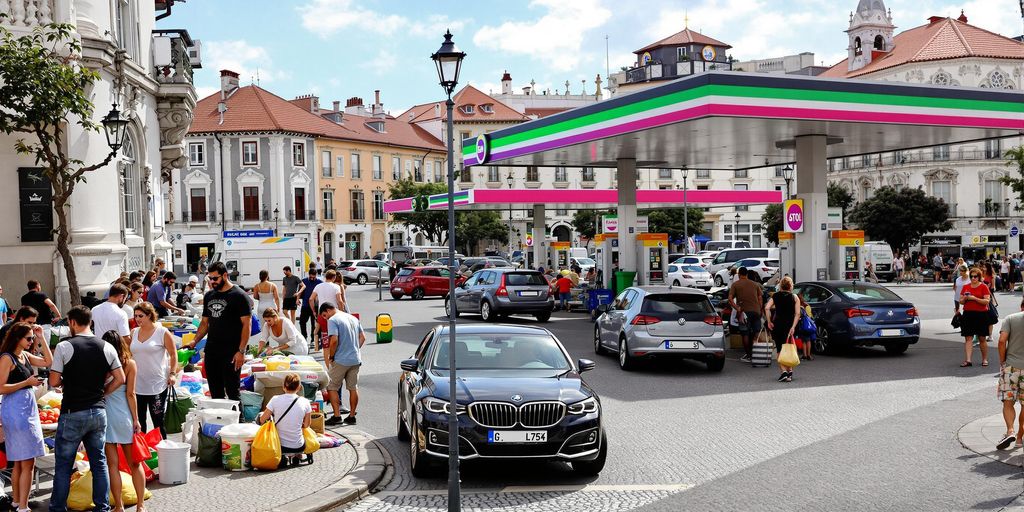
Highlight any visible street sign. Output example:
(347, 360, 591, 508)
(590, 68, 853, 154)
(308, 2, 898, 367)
(223, 230, 274, 238)
(18, 168, 53, 242)
(526, 233, 533, 247)
(784, 199, 804, 233)
(827, 207, 843, 230)
(348, 241, 357, 250)
(1012, 226, 1019, 237)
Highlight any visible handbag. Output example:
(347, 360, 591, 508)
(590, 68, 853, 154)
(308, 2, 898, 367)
(130, 432, 151, 462)
(951, 312, 962, 329)
(750, 327, 773, 368)
(303, 427, 320, 455)
(778, 337, 801, 367)
(989, 301, 1000, 325)
(163, 387, 194, 435)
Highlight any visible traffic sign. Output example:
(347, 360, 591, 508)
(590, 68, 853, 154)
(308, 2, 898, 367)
(1012, 226, 1019, 237)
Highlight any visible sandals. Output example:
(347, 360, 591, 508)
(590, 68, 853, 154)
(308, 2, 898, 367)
(960, 361, 973, 367)
(983, 361, 990, 367)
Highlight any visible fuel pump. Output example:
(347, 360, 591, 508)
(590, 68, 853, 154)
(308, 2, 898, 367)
(636, 233, 668, 285)
(594, 233, 618, 288)
(828, 230, 865, 280)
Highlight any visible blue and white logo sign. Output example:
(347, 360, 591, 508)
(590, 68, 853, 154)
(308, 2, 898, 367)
(1012, 226, 1020, 237)
(474, 134, 490, 165)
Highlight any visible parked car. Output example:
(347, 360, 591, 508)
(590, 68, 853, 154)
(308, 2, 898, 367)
(593, 287, 726, 371)
(397, 324, 606, 477)
(703, 240, 751, 252)
(390, 266, 453, 300)
(713, 258, 779, 286)
(447, 269, 554, 322)
(670, 255, 709, 268)
(338, 259, 390, 285)
(705, 248, 780, 276)
(666, 264, 713, 289)
(792, 281, 919, 354)
(571, 257, 596, 274)
(468, 258, 514, 273)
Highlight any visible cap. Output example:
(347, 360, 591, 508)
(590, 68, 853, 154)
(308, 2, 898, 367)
(188, 275, 199, 283)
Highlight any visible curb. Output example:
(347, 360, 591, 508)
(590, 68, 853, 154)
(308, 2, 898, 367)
(271, 429, 393, 512)
(956, 414, 1024, 468)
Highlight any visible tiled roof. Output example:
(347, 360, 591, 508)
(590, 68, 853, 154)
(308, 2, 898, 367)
(635, 28, 731, 54)
(820, 16, 1024, 78)
(400, 85, 528, 124)
(322, 112, 445, 151)
(524, 107, 570, 118)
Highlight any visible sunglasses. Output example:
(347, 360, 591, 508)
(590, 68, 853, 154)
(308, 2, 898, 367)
(25, 336, 34, 341)
(970, 275, 981, 279)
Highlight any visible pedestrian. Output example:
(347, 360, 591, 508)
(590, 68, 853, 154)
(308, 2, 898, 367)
(1011, 255, 1020, 293)
(185, 262, 250, 401)
(765, 276, 800, 382)
(1002, 257, 1012, 292)
(796, 294, 814, 360)
(0, 307, 37, 344)
(257, 309, 308, 356)
(257, 373, 312, 466)
(20, 280, 60, 339)
(893, 253, 905, 284)
(92, 284, 130, 348)
(933, 252, 945, 282)
(176, 280, 197, 312)
(320, 303, 363, 426)
(959, 267, 992, 367)
(142, 270, 156, 289)
(146, 272, 183, 318)
(997, 298, 1024, 450)
(865, 260, 879, 283)
(124, 282, 145, 329)
(0, 322, 51, 512)
(310, 270, 345, 314)
(154, 258, 167, 278)
(253, 270, 280, 330)
(728, 267, 764, 363)
(100, 330, 147, 512)
(297, 269, 321, 341)
(953, 265, 970, 322)
(281, 266, 304, 325)
(0, 284, 9, 325)
(130, 302, 176, 438)
(48, 305, 125, 512)
(555, 272, 573, 311)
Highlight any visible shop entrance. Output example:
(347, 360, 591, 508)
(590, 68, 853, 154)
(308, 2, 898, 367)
(185, 243, 216, 274)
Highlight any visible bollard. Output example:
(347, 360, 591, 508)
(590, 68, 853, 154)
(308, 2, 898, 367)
(377, 267, 383, 301)
(376, 313, 393, 343)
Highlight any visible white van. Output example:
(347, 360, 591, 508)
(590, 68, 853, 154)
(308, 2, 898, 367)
(705, 247, 780, 277)
(569, 247, 589, 260)
(864, 242, 895, 282)
(703, 240, 752, 252)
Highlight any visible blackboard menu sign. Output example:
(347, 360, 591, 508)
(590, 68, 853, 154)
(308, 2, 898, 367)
(18, 168, 53, 242)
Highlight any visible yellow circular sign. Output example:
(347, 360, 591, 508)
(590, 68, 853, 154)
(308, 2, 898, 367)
(641, 52, 653, 65)
(701, 45, 716, 61)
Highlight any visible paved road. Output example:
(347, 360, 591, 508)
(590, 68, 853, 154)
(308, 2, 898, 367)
(330, 282, 1024, 511)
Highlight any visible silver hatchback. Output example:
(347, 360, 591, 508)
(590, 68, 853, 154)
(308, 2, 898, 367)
(593, 287, 726, 372)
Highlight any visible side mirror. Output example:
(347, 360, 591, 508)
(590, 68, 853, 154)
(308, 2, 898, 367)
(596, 304, 611, 313)
(400, 358, 418, 372)
(577, 358, 596, 372)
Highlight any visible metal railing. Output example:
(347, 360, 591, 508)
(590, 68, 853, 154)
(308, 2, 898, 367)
(830, 148, 1006, 171)
(152, 30, 195, 85)
(625, 59, 733, 84)
(287, 209, 316, 221)
(233, 209, 269, 222)
(180, 211, 217, 223)
(979, 201, 1013, 218)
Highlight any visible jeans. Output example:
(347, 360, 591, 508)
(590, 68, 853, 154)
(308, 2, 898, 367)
(49, 408, 109, 512)
(298, 305, 315, 340)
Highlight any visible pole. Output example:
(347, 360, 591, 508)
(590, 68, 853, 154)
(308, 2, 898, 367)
(682, 170, 688, 253)
(786, 178, 794, 279)
(444, 97, 460, 512)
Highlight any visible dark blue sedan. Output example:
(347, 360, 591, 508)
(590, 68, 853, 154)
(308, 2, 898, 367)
(791, 281, 920, 355)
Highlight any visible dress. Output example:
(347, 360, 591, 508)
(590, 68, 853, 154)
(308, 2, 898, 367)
(0, 353, 45, 461)
(255, 282, 277, 317)
(769, 291, 798, 351)
(104, 381, 133, 444)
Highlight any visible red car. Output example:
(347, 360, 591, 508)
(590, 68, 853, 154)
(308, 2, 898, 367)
(390, 266, 453, 300)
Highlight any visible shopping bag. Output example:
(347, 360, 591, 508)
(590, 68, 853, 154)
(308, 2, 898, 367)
(164, 386, 194, 435)
(778, 338, 801, 367)
(67, 470, 152, 510)
(751, 328, 773, 367)
(143, 428, 163, 449)
(251, 420, 282, 470)
(303, 427, 320, 455)
(951, 313, 962, 329)
(130, 432, 150, 462)
(195, 429, 221, 467)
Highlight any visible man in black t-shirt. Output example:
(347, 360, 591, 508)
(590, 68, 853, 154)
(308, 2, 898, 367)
(20, 280, 60, 326)
(186, 261, 250, 400)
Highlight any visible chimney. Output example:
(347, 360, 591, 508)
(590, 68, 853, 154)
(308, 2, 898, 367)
(927, 15, 944, 25)
(345, 97, 367, 116)
(957, 10, 968, 23)
(220, 69, 240, 99)
(501, 71, 512, 95)
(372, 89, 385, 118)
(522, 86, 532, 96)
(333, 100, 341, 112)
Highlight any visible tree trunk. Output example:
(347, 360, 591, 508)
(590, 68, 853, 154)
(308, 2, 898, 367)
(52, 194, 80, 306)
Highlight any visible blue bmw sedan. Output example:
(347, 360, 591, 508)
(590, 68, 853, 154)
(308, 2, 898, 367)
(792, 281, 919, 355)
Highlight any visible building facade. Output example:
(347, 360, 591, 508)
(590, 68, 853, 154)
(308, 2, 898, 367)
(0, 0, 196, 306)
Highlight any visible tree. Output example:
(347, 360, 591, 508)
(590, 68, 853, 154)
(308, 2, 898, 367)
(847, 186, 953, 252)
(827, 182, 855, 228)
(1000, 145, 1024, 210)
(761, 203, 783, 245)
(640, 207, 705, 244)
(0, 20, 119, 305)
(571, 209, 613, 241)
(387, 179, 449, 244)
(457, 211, 508, 254)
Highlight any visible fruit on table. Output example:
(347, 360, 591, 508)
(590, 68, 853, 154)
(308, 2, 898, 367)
(38, 408, 60, 424)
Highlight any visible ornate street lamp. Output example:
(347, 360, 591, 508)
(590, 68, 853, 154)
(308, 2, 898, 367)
(506, 171, 514, 255)
(101, 106, 129, 153)
(273, 207, 280, 236)
(734, 212, 741, 244)
(783, 164, 794, 200)
(431, 29, 465, 512)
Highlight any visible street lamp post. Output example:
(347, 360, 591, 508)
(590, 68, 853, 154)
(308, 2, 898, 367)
(273, 207, 280, 236)
(506, 171, 514, 257)
(681, 167, 689, 253)
(431, 30, 465, 512)
(734, 212, 741, 245)
(783, 165, 794, 200)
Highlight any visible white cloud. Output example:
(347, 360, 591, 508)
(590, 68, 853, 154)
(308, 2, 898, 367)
(202, 40, 288, 85)
(406, 14, 468, 38)
(363, 48, 397, 75)
(297, 0, 468, 39)
(472, 0, 612, 72)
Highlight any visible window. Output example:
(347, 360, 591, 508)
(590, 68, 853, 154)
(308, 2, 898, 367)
(392, 157, 401, 180)
(189, 188, 207, 221)
(933, 145, 950, 161)
(434, 160, 443, 182)
(734, 169, 748, 178)
(413, 160, 422, 181)
(985, 179, 1004, 204)
(461, 131, 472, 142)
(389, 232, 404, 247)
(861, 182, 873, 200)
(115, 0, 140, 61)
(985, 139, 1002, 159)
(424, 161, 433, 182)
(526, 166, 539, 182)
(676, 47, 689, 61)
(373, 155, 382, 180)
(242, 141, 258, 166)
(480, 104, 494, 113)
(461, 105, 475, 114)
(351, 154, 361, 179)
(336, 156, 344, 178)
(294, 188, 306, 220)
(121, 134, 139, 232)
(861, 155, 871, 168)
(243, 186, 260, 220)
(697, 169, 710, 178)
(734, 184, 748, 211)
(556, 208, 568, 216)
(322, 190, 335, 220)
(582, 167, 595, 182)
(321, 150, 332, 177)
(372, 190, 385, 220)
(188, 142, 204, 166)
(351, 190, 365, 221)
(555, 167, 568, 182)
(774, 166, 785, 177)
(460, 164, 472, 183)
(659, 168, 673, 179)
(487, 167, 499, 182)
(292, 142, 306, 166)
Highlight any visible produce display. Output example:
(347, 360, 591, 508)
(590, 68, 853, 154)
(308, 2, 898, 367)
(37, 391, 62, 425)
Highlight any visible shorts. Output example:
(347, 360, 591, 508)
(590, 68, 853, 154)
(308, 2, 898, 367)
(999, 366, 1024, 402)
(327, 363, 360, 391)
(282, 296, 298, 311)
(737, 312, 762, 335)
(559, 292, 571, 300)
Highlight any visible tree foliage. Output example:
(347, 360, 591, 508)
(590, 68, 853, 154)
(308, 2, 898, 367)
(1000, 145, 1024, 211)
(387, 179, 449, 244)
(847, 186, 953, 252)
(639, 207, 705, 242)
(571, 209, 613, 241)
(827, 182, 855, 228)
(761, 203, 783, 245)
(0, 19, 116, 305)
(456, 211, 508, 254)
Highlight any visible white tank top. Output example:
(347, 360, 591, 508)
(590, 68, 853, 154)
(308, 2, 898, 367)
(131, 325, 171, 396)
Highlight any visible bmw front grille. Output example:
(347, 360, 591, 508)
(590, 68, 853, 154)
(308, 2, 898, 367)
(519, 402, 566, 428)
(468, 401, 566, 428)
(468, 402, 517, 428)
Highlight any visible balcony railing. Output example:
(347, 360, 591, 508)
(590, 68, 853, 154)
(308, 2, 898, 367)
(233, 209, 269, 222)
(625, 59, 733, 84)
(152, 30, 196, 85)
(829, 148, 1006, 171)
(322, 209, 336, 221)
(979, 201, 1012, 218)
(287, 209, 317, 221)
(180, 211, 217, 223)
(1, 1, 58, 27)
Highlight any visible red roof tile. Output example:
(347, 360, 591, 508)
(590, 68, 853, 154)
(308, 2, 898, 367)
(400, 85, 528, 124)
(820, 16, 1024, 78)
(635, 28, 731, 54)
(524, 107, 570, 118)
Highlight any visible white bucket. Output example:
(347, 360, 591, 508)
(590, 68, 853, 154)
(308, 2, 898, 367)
(196, 398, 240, 411)
(198, 408, 240, 430)
(156, 440, 191, 485)
(218, 423, 259, 472)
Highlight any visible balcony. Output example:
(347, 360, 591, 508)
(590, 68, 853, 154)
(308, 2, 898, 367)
(233, 209, 270, 222)
(979, 201, 1012, 218)
(626, 63, 663, 83)
(152, 30, 198, 86)
(180, 211, 217, 223)
(1, 1, 62, 30)
(625, 59, 733, 84)
(829, 148, 1007, 171)
(287, 209, 317, 222)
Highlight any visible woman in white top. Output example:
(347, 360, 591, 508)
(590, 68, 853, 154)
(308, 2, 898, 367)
(257, 309, 308, 355)
(253, 270, 280, 320)
(258, 373, 312, 466)
(130, 302, 177, 438)
(124, 282, 145, 329)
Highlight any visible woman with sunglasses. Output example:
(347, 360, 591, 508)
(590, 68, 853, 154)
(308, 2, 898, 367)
(130, 302, 177, 438)
(0, 322, 52, 512)
(960, 268, 993, 367)
(123, 282, 145, 329)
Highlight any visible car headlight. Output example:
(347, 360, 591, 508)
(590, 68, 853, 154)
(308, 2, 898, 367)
(566, 396, 599, 415)
(420, 397, 466, 415)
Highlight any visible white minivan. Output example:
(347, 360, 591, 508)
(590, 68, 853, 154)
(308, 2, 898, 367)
(703, 240, 752, 252)
(705, 247, 781, 278)
(863, 242, 895, 282)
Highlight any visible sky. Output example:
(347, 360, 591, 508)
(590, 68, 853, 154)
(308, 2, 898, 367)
(158, 0, 1024, 114)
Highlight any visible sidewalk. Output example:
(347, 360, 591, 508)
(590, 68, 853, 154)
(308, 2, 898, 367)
(33, 428, 389, 512)
(957, 414, 1024, 468)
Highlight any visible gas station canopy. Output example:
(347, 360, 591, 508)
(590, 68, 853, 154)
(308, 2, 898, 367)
(462, 72, 1024, 170)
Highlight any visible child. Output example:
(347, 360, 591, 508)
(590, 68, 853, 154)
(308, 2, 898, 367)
(555, 272, 573, 312)
(795, 294, 815, 360)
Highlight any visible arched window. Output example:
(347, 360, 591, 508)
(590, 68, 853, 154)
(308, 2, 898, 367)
(873, 35, 885, 51)
(854, 37, 862, 56)
(120, 132, 141, 233)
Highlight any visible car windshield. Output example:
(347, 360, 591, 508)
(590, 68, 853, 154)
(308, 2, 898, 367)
(835, 284, 903, 302)
(504, 273, 547, 286)
(432, 334, 571, 370)
(576, 258, 595, 265)
(680, 266, 705, 272)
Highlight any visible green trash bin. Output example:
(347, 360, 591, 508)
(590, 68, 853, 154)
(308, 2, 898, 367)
(613, 271, 637, 295)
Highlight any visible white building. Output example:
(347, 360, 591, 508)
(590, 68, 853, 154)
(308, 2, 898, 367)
(0, 1, 197, 306)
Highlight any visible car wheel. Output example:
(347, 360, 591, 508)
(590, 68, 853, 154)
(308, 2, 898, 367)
(535, 311, 551, 322)
(480, 301, 495, 322)
(594, 326, 608, 355)
(357, 274, 368, 285)
(706, 357, 725, 372)
(813, 324, 832, 354)
(444, 298, 460, 318)
(571, 430, 608, 476)
(884, 342, 909, 355)
(396, 395, 410, 442)
(409, 418, 433, 478)
(411, 287, 425, 300)
(391, 292, 403, 300)
(714, 275, 724, 287)
(618, 335, 636, 371)
(672, 280, 681, 287)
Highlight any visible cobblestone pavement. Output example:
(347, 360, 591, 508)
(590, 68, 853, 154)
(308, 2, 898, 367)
(344, 486, 688, 512)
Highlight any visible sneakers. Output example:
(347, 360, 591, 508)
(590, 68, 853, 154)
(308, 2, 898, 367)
(324, 416, 343, 426)
(343, 415, 357, 425)
(778, 371, 793, 382)
(998, 434, 1016, 450)
(740, 354, 752, 363)
(777, 372, 788, 382)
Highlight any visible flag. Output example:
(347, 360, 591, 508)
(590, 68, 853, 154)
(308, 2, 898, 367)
(687, 236, 697, 254)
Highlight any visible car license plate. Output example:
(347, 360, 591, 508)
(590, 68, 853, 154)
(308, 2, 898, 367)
(488, 431, 546, 443)
(519, 291, 539, 297)
(880, 329, 902, 337)
(665, 341, 701, 349)
(696, 281, 706, 285)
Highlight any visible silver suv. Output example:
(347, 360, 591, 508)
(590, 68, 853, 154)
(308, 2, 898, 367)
(447, 269, 554, 323)
(339, 259, 390, 285)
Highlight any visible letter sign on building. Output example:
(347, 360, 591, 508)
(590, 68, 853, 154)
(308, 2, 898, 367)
(784, 199, 804, 233)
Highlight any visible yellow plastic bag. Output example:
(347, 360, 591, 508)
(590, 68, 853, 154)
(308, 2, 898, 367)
(778, 340, 801, 367)
(251, 420, 282, 470)
(67, 470, 153, 510)
(303, 427, 320, 455)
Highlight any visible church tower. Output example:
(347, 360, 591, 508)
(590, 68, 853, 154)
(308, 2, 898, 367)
(846, 0, 896, 72)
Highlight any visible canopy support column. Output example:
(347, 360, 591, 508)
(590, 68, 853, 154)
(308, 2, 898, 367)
(794, 135, 829, 283)
(617, 158, 638, 277)
(532, 204, 546, 270)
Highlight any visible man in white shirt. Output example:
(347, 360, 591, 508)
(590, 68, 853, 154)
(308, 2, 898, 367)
(309, 269, 345, 312)
(90, 283, 130, 345)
